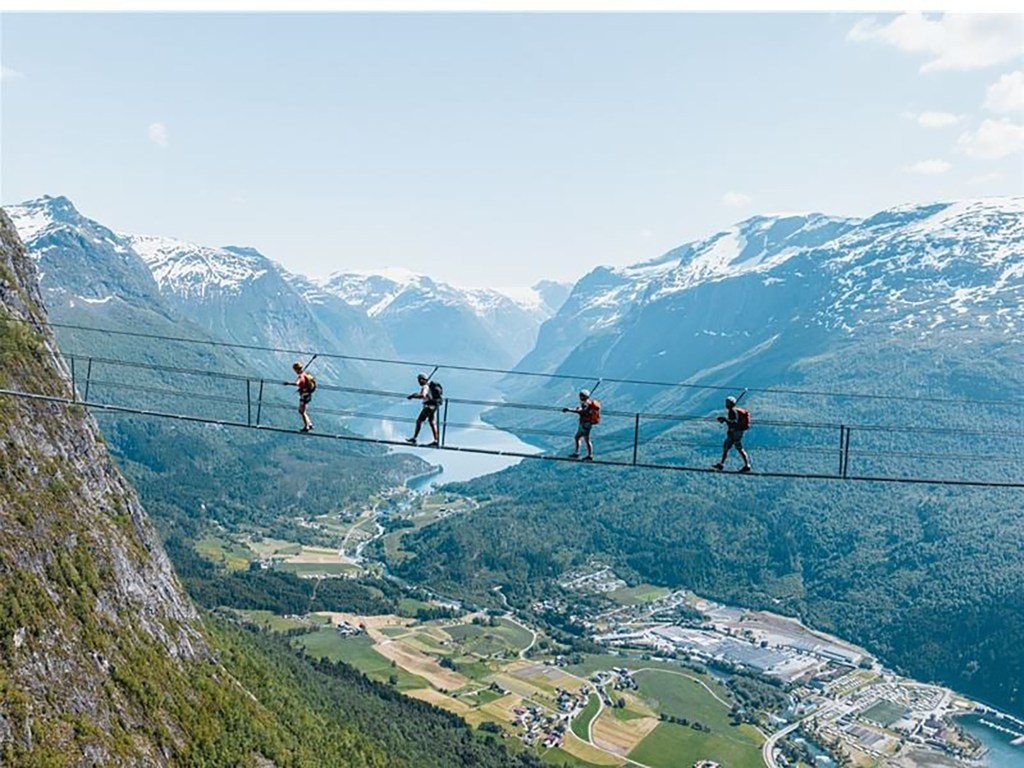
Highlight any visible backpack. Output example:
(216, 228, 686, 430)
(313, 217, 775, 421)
(302, 373, 317, 394)
(583, 399, 601, 425)
(734, 406, 750, 430)
(427, 380, 443, 405)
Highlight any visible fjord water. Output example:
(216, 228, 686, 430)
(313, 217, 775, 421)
(357, 389, 543, 489)
(958, 716, 1024, 768)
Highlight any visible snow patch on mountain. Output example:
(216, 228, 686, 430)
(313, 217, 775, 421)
(488, 286, 546, 312)
(818, 197, 1024, 337)
(6, 205, 58, 243)
(543, 197, 1023, 374)
(318, 270, 552, 321)
(125, 234, 269, 298)
(5, 196, 132, 255)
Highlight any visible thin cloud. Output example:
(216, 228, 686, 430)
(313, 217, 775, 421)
(985, 71, 1024, 114)
(148, 122, 169, 148)
(957, 119, 1024, 159)
(903, 110, 964, 128)
(1, 66, 24, 80)
(968, 172, 1001, 185)
(904, 159, 952, 175)
(849, 13, 1023, 73)
(722, 191, 751, 207)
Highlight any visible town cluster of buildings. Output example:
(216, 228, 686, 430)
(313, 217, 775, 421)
(589, 667, 639, 704)
(557, 565, 627, 594)
(554, 685, 590, 715)
(512, 704, 567, 749)
(335, 619, 362, 637)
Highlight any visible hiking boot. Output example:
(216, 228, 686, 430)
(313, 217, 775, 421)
(712, 463, 724, 471)
(426, 441, 439, 448)
(300, 425, 312, 433)
(581, 455, 593, 462)
(567, 452, 580, 459)
(739, 465, 752, 473)
(405, 437, 417, 445)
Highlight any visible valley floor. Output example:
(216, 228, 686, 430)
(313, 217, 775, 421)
(200, 484, 1022, 768)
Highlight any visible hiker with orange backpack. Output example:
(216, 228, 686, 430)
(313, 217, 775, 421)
(714, 394, 751, 472)
(562, 389, 601, 461)
(292, 360, 317, 433)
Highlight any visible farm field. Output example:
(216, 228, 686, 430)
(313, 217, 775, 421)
(289, 618, 763, 767)
(293, 628, 429, 691)
(568, 655, 734, 704)
(540, 746, 610, 767)
(627, 721, 763, 768)
(246, 538, 302, 558)
(443, 617, 534, 657)
(276, 560, 357, 576)
(633, 669, 738, 732)
(861, 699, 908, 727)
(591, 708, 659, 755)
(571, 694, 600, 741)
(555, 733, 624, 766)
(607, 584, 670, 605)
(235, 609, 327, 632)
(195, 535, 253, 571)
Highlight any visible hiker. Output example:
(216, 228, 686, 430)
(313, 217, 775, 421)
(714, 395, 751, 472)
(292, 362, 316, 432)
(562, 389, 600, 461)
(405, 372, 442, 447)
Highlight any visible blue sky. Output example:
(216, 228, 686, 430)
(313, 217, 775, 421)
(2, 11, 1022, 286)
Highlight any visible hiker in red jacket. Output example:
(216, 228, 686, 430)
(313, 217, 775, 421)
(293, 361, 315, 433)
(562, 389, 600, 461)
(714, 395, 751, 472)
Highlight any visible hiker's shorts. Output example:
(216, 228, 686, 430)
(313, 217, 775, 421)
(299, 392, 313, 406)
(724, 431, 744, 451)
(417, 405, 437, 423)
(575, 422, 593, 440)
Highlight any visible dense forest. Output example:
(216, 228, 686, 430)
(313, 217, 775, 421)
(392, 457, 1024, 718)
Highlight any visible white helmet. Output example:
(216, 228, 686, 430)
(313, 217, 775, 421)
(579, 389, 590, 398)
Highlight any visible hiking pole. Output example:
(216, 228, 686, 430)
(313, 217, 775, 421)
(735, 387, 748, 403)
(303, 353, 319, 370)
(589, 378, 603, 396)
(425, 365, 439, 382)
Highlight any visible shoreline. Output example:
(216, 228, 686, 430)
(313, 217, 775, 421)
(403, 462, 443, 490)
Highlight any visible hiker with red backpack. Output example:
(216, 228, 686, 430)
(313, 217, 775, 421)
(562, 389, 600, 461)
(405, 372, 442, 447)
(292, 361, 316, 433)
(714, 394, 751, 473)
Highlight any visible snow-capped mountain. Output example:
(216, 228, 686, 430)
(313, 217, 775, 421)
(4, 196, 168, 314)
(499, 197, 1023, 433)
(817, 199, 1024, 335)
(314, 269, 565, 368)
(118, 234, 395, 388)
(125, 234, 274, 301)
(3, 195, 565, 395)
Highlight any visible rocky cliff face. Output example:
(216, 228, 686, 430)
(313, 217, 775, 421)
(0, 209, 209, 763)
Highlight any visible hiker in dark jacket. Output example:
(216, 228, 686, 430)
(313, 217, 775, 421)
(293, 361, 315, 433)
(405, 372, 441, 447)
(714, 395, 751, 472)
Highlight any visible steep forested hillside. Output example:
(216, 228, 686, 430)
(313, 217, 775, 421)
(0, 209, 550, 766)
